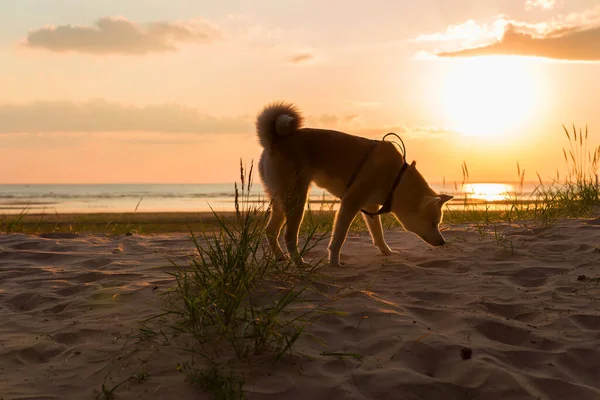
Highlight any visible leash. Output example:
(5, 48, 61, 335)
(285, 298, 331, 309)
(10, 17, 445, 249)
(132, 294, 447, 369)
(381, 132, 406, 160)
(345, 132, 409, 217)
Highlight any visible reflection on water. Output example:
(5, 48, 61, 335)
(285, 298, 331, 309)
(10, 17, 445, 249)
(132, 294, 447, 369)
(461, 183, 515, 202)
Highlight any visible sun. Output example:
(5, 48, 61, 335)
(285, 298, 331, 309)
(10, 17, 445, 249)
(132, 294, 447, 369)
(441, 56, 539, 137)
(462, 183, 515, 202)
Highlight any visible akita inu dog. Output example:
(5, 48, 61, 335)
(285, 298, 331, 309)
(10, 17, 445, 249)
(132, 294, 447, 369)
(256, 102, 452, 267)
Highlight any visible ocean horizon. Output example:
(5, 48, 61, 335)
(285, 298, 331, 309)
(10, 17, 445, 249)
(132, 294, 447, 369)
(0, 182, 544, 214)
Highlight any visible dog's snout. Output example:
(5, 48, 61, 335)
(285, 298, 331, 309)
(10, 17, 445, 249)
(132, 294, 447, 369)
(422, 235, 446, 247)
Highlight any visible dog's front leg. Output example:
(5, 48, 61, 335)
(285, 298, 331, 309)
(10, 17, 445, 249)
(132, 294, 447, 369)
(361, 212, 398, 256)
(328, 200, 361, 267)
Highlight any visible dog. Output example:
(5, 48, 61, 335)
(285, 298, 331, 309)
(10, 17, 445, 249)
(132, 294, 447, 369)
(256, 102, 453, 267)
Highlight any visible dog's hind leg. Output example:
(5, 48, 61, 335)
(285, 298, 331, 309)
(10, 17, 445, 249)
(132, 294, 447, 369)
(266, 199, 286, 261)
(283, 180, 310, 265)
(259, 152, 289, 261)
(361, 210, 397, 256)
(328, 198, 363, 267)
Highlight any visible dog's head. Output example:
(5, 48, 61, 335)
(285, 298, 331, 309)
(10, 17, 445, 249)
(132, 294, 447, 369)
(391, 161, 453, 246)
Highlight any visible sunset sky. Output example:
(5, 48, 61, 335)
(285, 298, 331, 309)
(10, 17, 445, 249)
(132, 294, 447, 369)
(1, 0, 600, 184)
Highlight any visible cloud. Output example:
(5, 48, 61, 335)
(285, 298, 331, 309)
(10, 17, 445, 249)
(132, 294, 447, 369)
(300, 114, 457, 139)
(313, 122, 459, 139)
(0, 133, 86, 149)
(299, 114, 361, 130)
(409, 126, 461, 137)
(289, 52, 315, 63)
(115, 134, 206, 146)
(0, 100, 252, 134)
(23, 17, 221, 54)
(414, 18, 507, 45)
(413, 16, 570, 47)
(312, 114, 360, 128)
(287, 46, 319, 64)
(222, 14, 291, 48)
(0, 101, 459, 142)
(415, 5, 600, 61)
(222, 15, 321, 63)
(525, 0, 557, 11)
(357, 126, 459, 139)
(348, 101, 382, 108)
(437, 23, 600, 61)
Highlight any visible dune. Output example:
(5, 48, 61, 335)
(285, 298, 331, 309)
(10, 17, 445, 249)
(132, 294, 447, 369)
(1, 218, 600, 399)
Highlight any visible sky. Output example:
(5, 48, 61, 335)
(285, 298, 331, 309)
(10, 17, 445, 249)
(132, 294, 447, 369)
(1, 0, 600, 184)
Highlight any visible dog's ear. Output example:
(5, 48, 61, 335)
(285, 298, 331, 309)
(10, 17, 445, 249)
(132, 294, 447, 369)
(422, 196, 440, 209)
(439, 194, 453, 205)
(410, 161, 416, 167)
(422, 194, 453, 211)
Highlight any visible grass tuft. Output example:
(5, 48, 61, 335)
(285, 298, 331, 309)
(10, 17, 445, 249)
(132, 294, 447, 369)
(142, 160, 331, 398)
(0, 207, 29, 233)
(183, 363, 244, 400)
(444, 125, 600, 245)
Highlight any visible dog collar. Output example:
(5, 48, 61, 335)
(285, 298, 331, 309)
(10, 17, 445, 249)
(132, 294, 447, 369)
(361, 161, 408, 217)
(345, 137, 408, 217)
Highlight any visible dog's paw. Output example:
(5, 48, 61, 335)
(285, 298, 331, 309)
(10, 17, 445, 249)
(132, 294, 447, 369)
(295, 258, 308, 266)
(288, 255, 308, 266)
(379, 248, 399, 256)
(377, 246, 400, 256)
(274, 253, 289, 262)
(328, 260, 344, 268)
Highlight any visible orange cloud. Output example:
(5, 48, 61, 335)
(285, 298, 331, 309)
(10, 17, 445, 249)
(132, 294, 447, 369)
(415, 18, 506, 45)
(289, 52, 314, 63)
(437, 23, 600, 61)
(525, 0, 558, 11)
(0, 100, 251, 134)
(357, 126, 460, 139)
(23, 17, 221, 55)
(0, 100, 460, 144)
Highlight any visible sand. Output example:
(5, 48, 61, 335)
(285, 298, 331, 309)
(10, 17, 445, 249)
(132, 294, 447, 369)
(2, 218, 600, 400)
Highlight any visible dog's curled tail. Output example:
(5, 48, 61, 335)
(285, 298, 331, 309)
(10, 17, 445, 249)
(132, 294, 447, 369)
(256, 102, 303, 149)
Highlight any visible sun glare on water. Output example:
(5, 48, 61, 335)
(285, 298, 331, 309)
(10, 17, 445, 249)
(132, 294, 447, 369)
(462, 183, 515, 202)
(442, 57, 540, 138)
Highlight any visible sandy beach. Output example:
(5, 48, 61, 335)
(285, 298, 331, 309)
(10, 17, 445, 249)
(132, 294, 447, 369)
(2, 217, 600, 399)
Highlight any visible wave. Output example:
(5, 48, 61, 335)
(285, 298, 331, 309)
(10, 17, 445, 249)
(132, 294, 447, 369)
(0, 192, 255, 200)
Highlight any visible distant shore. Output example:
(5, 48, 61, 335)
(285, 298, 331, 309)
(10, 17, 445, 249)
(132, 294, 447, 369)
(0, 211, 240, 234)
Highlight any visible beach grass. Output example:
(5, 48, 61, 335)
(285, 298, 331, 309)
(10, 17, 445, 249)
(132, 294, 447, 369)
(138, 162, 333, 399)
(444, 124, 600, 234)
(183, 364, 244, 400)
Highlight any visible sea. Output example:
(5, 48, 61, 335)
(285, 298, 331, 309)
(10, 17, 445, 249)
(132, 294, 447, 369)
(0, 182, 542, 214)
